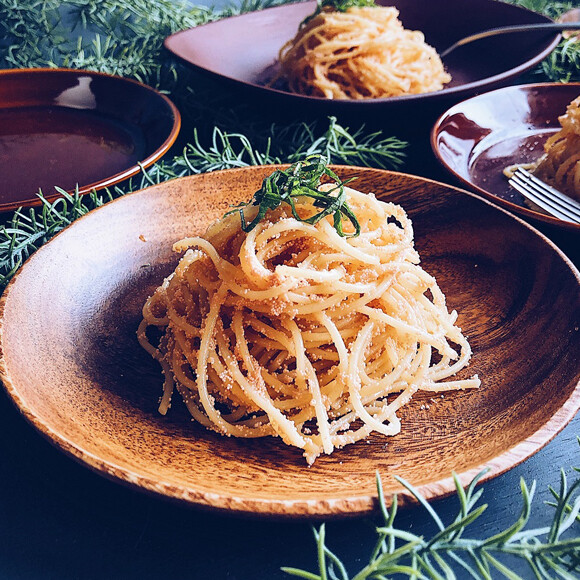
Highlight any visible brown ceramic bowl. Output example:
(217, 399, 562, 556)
(0, 166, 579, 518)
(164, 0, 559, 123)
(0, 68, 181, 212)
(431, 82, 580, 231)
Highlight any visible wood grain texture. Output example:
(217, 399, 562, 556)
(0, 166, 578, 517)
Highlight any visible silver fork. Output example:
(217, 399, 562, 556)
(508, 167, 580, 225)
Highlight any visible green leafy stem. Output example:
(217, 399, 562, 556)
(226, 154, 361, 237)
(283, 454, 580, 580)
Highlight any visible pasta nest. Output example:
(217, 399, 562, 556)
(277, 6, 451, 99)
(138, 185, 478, 464)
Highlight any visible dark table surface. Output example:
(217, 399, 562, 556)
(1, 7, 580, 578)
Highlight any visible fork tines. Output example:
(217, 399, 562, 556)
(508, 167, 580, 225)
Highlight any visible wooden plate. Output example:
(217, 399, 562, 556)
(164, 0, 559, 121)
(0, 166, 578, 518)
(431, 82, 580, 231)
(0, 68, 180, 212)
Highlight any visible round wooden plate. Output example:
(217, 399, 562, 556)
(0, 166, 578, 518)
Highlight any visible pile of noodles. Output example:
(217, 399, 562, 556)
(531, 95, 580, 200)
(138, 184, 478, 464)
(276, 6, 451, 100)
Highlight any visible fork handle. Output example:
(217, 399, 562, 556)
(440, 23, 580, 58)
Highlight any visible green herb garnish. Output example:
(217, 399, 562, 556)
(302, 0, 376, 26)
(227, 154, 361, 237)
(316, 0, 376, 13)
(283, 462, 580, 579)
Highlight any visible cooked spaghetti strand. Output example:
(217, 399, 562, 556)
(275, 6, 451, 100)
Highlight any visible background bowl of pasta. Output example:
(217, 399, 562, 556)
(432, 82, 580, 231)
(164, 0, 560, 124)
(0, 166, 578, 517)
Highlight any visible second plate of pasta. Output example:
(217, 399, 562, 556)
(432, 82, 580, 231)
(164, 0, 559, 117)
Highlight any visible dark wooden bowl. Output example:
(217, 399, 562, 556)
(0, 68, 181, 212)
(0, 167, 578, 518)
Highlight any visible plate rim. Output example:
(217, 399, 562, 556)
(163, 0, 560, 107)
(0, 166, 579, 517)
(0, 67, 181, 212)
(431, 81, 580, 231)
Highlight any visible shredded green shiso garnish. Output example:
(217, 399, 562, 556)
(227, 154, 361, 237)
(316, 0, 376, 13)
(302, 0, 376, 26)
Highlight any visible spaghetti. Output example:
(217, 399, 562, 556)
(275, 5, 451, 100)
(528, 95, 580, 201)
(138, 169, 479, 464)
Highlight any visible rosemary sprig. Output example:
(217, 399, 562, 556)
(506, 0, 576, 18)
(227, 154, 361, 236)
(283, 464, 580, 579)
(542, 36, 580, 83)
(0, 0, 210, 83)
(505, 0, 580, 82)
(178, 117, 406, 174)
(289, 116, 407, 170)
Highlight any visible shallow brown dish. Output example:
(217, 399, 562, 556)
(432, 82, 580, 231)
(0, 166, 579, 518)
(0, 68, 181, 212)
(164, 0, 559, 120)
